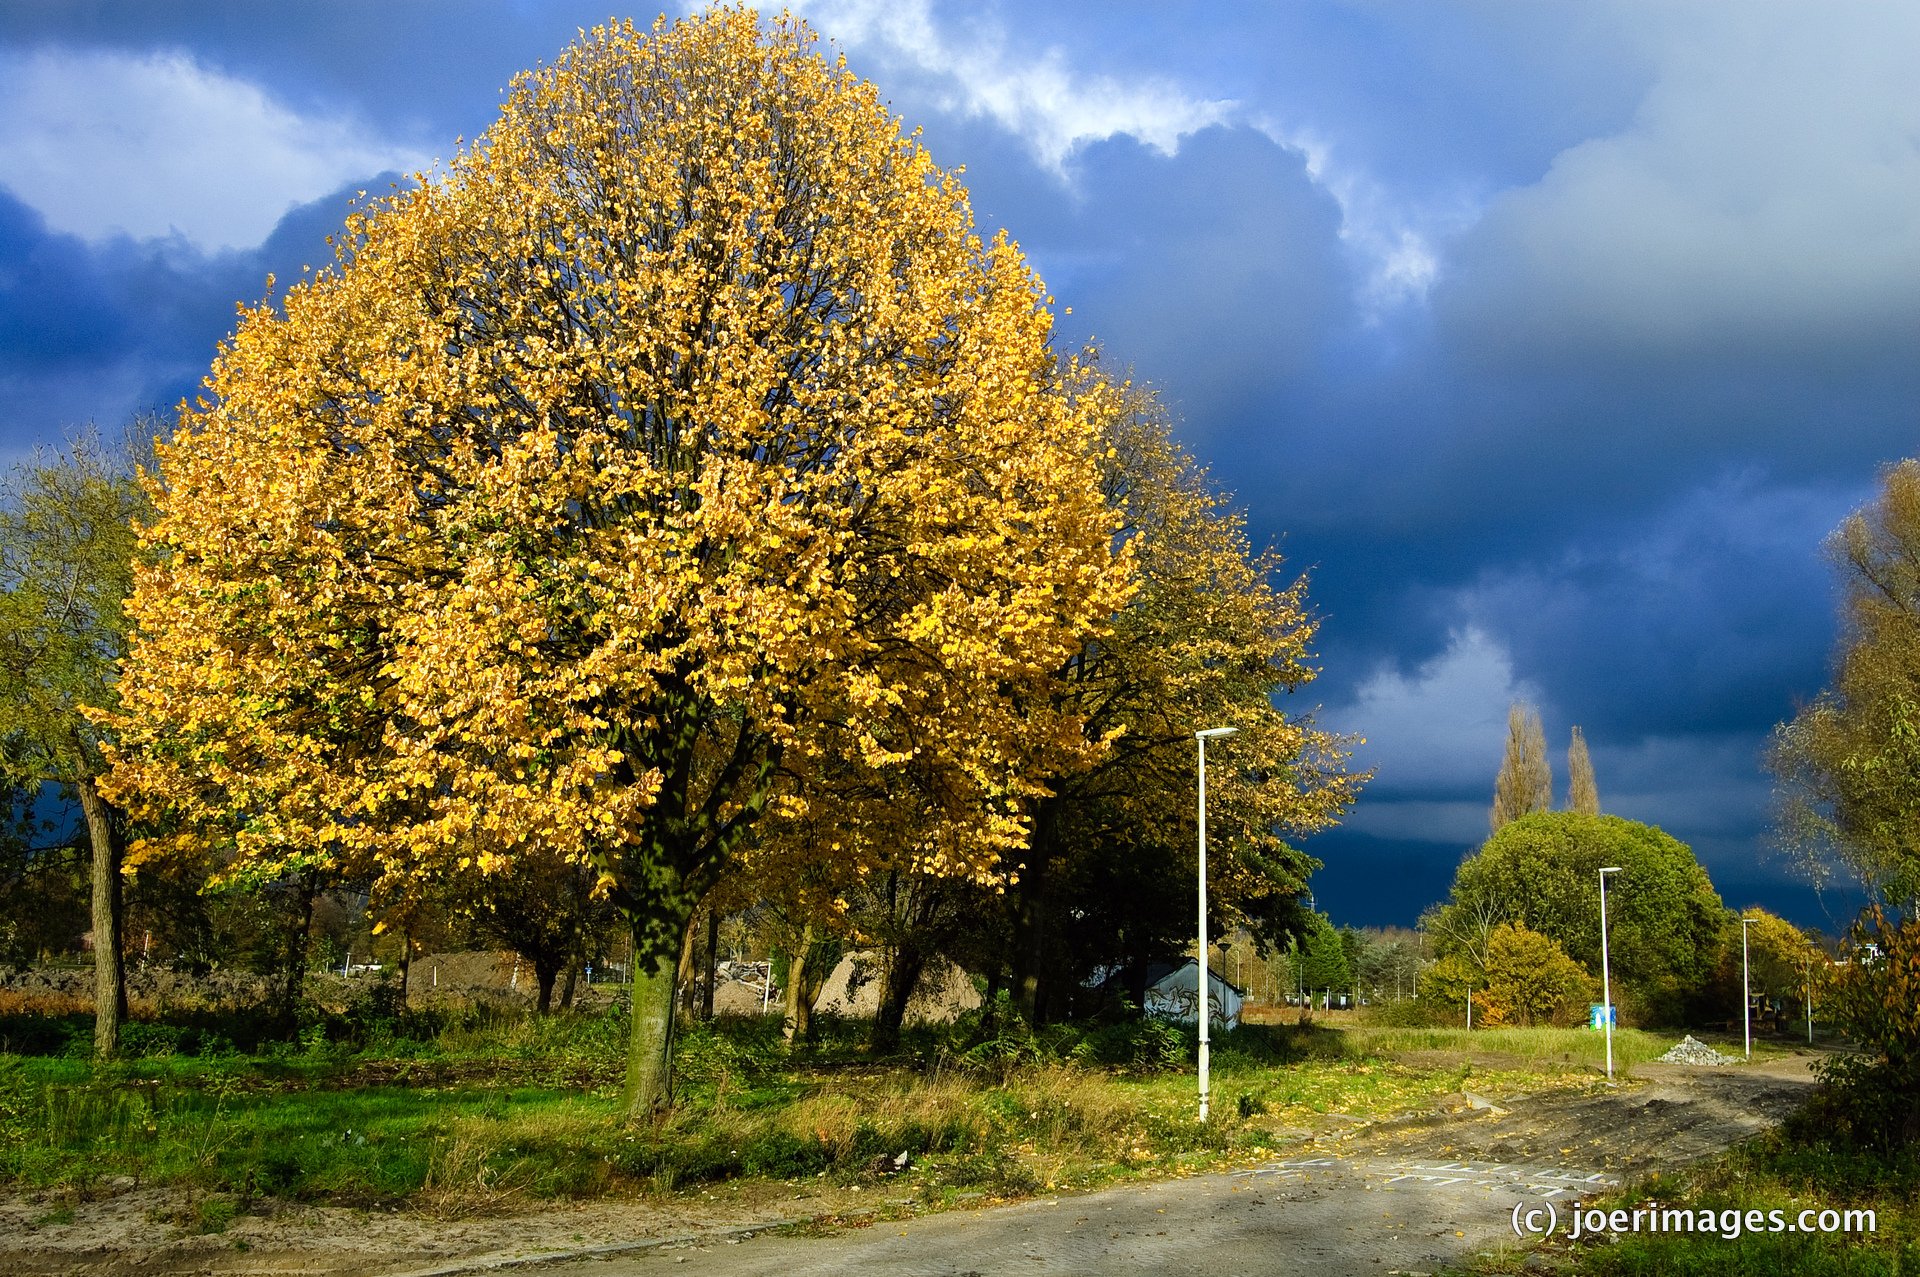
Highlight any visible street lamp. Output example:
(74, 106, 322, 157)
(1195, 725, 1237, 1122)
(1805, 949, 1816, 1046)
(1598, 866, 1623, 1081)
(1741, 915, 1755, 1060)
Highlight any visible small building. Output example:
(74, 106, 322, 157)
(1140, 959, 1245, 1030)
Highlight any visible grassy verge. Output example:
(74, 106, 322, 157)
(1339, 1025, 1674, 1073)
(1454, 1114, 1920, 1275)
(0, 1002, 1617, 1222)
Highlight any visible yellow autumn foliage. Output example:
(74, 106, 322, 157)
(99, 10, 1130, 1109)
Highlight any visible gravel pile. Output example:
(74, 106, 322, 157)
(1657, 1034, 1740, 1066)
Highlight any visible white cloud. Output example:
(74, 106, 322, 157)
(0, 46, 430, 252)
(1326, 627, 1543, 818)
(1250, 118, 1470, 313)
(786, 1, 1451, 314)
(1442, 3, 1920, 352)
(785, 0, 1232, 174)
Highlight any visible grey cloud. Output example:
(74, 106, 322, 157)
(1434, 3, 1920, 365)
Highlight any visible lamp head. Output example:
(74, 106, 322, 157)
(1598, 866, 1623, 875)
(1196, 726, 1239, 739)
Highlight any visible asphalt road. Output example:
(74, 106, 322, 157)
(523, 1151, 1616, 1277)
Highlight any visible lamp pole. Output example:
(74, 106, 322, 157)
(1806, 951, 1815, 1046)
(1196, 726, 1237, 1122)
(1741, 915, 1754, 1060)
(1598, 866, 1622, 1081)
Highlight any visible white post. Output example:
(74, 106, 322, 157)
(1195, 726, 1237, 1123)
(1198, 733, 1211, 1123)
(1466, 984, 1472, 1028)
(1741, 916, 1754, 1060)
(1599, 867, 1622, 1081)
(1806, 957, 1814, 1045)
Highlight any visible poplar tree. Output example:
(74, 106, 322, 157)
(1567, 725, 1600, 814)
(1490, 702, 1552, 834)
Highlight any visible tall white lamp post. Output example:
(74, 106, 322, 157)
(1598, 866, 1622, 1081)
(1741, 915, 1755, 1060)
(1195, 725, 1237, 1122)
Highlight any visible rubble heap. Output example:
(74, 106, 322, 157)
(1656, 1034, 1740, 1066)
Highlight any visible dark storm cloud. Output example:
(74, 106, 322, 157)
(1, 1, 1911, 930)
(0, 193, 129, 369)
(0, 177, 399, 450)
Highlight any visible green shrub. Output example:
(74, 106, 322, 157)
(1811, 906, 1920, 1151)
(1070, 1016, 1187, 1072)
(740, 1130, 832, 1179)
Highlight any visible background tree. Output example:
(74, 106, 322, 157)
(1490, 702, 1552, 833)
(983, 375, 1361, 1023)
(1427, 812, 1726, 1024)
(0, 428, 149, 1055)
(1711, 907, 1822, 1022)
(1770, 459, 1920, 902)
(1567, 726, 1599, 814)
(102, 13, 1127, 1116)
(0, 772, 87, 966)
(1289, 912, 1351, 1002)
(1472, 923, 1594, 1027)
(455, 851, 617, 1014)
(1818, 906, 1920, 1148)
(1356, 928, 1426, 1003)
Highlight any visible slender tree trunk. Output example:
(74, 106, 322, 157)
(560, 963, 579, 1010)
(674, 914, 698, 1015)
(1010, 805, 1055, 1025)
(278, 875, 317, 1031)
(870, 942, 926, 1055)
(398, 927, 411, 1007)
(534, 958, 559, 1015)
(1125, 952, 1150, 1016)
(76, 776, 125, 1059)
(700, 908, 718, 1021)
(782, 925, 813, 1050)
(624, 910, 689, 1121)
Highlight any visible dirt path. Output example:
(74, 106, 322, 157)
(0, 1053, 1819, 1277)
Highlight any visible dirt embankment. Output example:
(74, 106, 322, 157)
(1343, 1052, 1819, 1173)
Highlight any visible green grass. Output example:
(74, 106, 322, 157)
(0, 1004, 1617, 1216)
(1341, 1025, 1674, 1073)
(1455, 1118, 1920, 1276)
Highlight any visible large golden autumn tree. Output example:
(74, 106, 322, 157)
(100, 10, 1127, 1115)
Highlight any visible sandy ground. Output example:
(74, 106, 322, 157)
(0, 1052, 1820, 1277)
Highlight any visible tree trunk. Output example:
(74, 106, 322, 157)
(624, 912, 686, 1121)
(560, 962, 579, 1010)
(76, 776, 125, 1059)
(278, 875, 317, 1031)
(1125, 955, 1150, 1016)
(980, 966, 1005, 1033)
(534, 958, 559, 1015)
(674, 915, 698, 1016)
(782, 925, 813, 1050)
(700, 908, 718, 1021)
(870, 942, 926, 1055)
(398, 928, 411, 1007)
(1010, 804, 1055, 1025)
